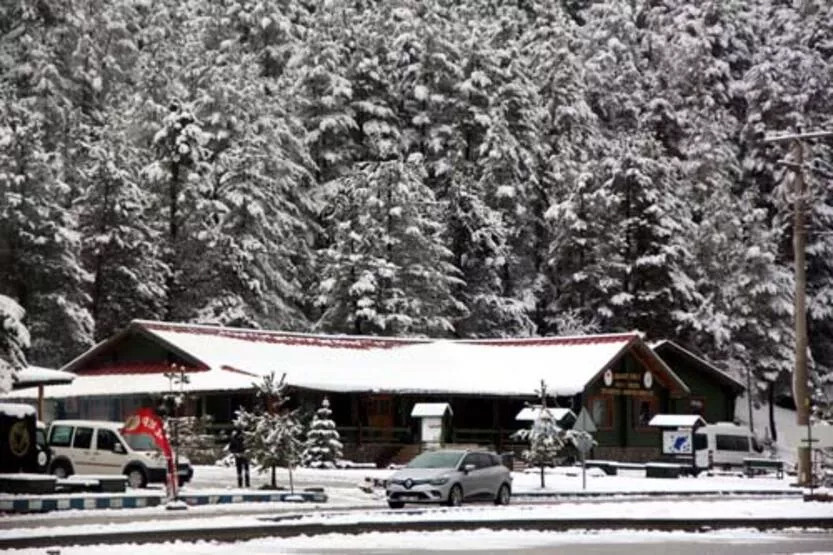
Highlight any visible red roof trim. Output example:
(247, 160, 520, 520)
(461, 333, 639, 347)
(77, 363, 209, 376)
(220, 365, 258, 377)
(140, 321, 428, 350)
(140, 321, 638, 349)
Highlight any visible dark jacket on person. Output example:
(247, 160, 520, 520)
(229, 431, 245, 456)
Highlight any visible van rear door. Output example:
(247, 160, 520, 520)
(714, 433, 751, 466)
(693, 431, 709, 469)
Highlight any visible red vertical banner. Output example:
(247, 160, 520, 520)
(122, 408, 177, 498)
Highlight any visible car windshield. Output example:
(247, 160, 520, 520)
(406, 451, 463, 469)
(123, 433, 160, 452)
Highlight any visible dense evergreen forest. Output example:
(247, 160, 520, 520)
(1, 0, 831, 413)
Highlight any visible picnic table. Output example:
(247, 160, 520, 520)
(645, 462, 685, 479)
(743, 457, 784, 479)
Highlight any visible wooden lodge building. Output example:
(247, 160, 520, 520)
(8, 320, 745, 465)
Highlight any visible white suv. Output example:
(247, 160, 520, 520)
(47, 420, 193, 488)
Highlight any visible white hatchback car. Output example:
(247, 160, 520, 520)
(386, 449, 512, 508)
(47, 419, 193, 488)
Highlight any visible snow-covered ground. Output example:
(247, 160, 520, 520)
(735, 393, 803, 464)
(5, 528, 833, 555)
(186, 462, 795, 496)
(3, 498, 832, 553)
(2, 462, 822, 555)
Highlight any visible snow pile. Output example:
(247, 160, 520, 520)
(0, 402, 36, 418)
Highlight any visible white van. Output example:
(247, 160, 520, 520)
(693, 422, 762, 470)
(47, 420, 193, 488)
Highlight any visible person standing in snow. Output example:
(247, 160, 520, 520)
(228, 428, 250, 487)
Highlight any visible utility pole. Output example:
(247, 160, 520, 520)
(762, 129, 833, 486)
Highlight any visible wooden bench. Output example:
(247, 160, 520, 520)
(0, 474, 56, 494)
(584, 460, 617, 476)
(743, 458, 784, 479)
(59, 475, 127, 493)
(645, 462, 684, 479)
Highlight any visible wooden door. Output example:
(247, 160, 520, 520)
(367, 395, 394, 439)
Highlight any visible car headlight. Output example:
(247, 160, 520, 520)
(429, 476, 449, 486)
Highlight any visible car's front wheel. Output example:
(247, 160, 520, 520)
(446, 484, 463, 507)
(51, 461, 71, 479)
(387, 500, 404, 509)
(125, 467, 147, 489)
(495, 483, 511, 505)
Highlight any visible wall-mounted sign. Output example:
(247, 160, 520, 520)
(603, 369, 614, 387)
(599, 370, 656, 397)
(662, 430, 692, 454)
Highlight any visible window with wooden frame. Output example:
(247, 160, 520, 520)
(689, 397, 706, 417)
(588, 395, 614, 430)
(631, 397, 659, 430)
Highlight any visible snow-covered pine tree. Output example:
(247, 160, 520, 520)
(181, 18, 317, 330)
(519, 406, 564, 489)
(0, 295, 29, 394)
(393, 1, 466, 191)
(289, 3, 358, 184)
(0, 80, 94, 367)
(77, 126, 167, 340)
(514, 381, 565, 488)
(234, 372, 304, 489)
(168, 415, 216, 464)
(144, 100, 210, 322)
(520, 2, 603, 335)
(301, 397, 343, 469)
(473, 37, 548, 331)
(221, 0, 312, 79)
(737, 0, 833, 433)
(316, 155, 464, 336)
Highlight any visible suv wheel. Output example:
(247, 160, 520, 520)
(446, 484, 463, 507)
(495, 483, 510, 505)
(51, 461, 72, 479)
(126, 467, 147, 489)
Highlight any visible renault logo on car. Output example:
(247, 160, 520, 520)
(404, 478, 413, 489)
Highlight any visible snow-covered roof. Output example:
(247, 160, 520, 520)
(33, 321, 684, 400)
(8, 366, 258, 400)
(12, 366, 76, 389)
(410, 403, 452, 417)
(648, 414, 706, 428)
(515, 406, 576, 422)
(651, 340, 745, 392)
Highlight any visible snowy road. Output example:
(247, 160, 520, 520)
(4, 528, 833, 554)
(3, 497, 832, 550)
(3, 465, 822, 552)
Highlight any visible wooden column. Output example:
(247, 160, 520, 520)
(38, 385, 44, 421)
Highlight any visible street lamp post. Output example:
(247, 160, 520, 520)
(762, 129, 833, 487)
